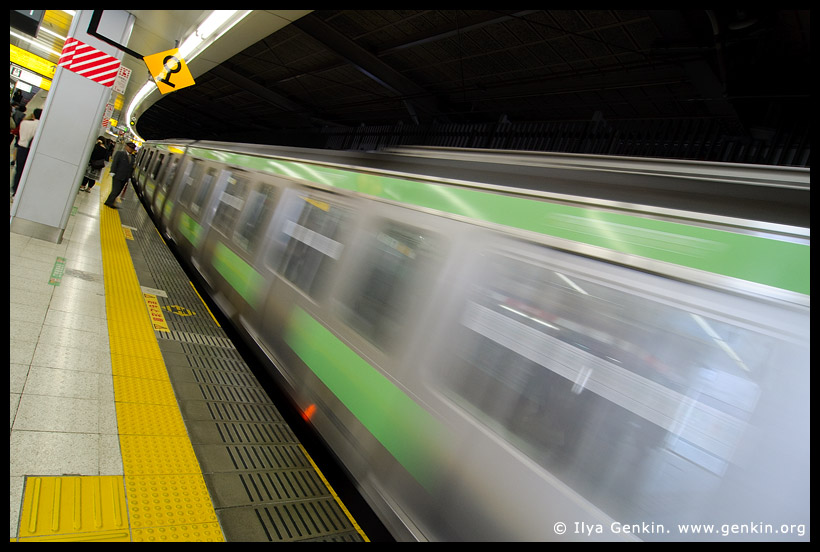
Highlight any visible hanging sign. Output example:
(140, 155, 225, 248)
(11, 43, 56, 79)
(143, 48, 195, 95)
(102, 102, 115, 128)
(112, 65, 132, 94)
(58, 37, 121, 88)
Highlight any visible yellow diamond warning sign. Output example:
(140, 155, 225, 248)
(143, 48, 195, 95)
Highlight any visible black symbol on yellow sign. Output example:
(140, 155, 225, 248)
(158, 55, 182, 88)
(143, 48, 195, 95)
(163, 305, 196, 317)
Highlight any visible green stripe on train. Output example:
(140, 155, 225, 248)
(189, 147, 809, 296)
(178, 212, 203, 248)
(283, 306, 448, 492)
(211, 242, 266, 308)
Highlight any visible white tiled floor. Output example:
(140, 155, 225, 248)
(9, 184, 123, 539)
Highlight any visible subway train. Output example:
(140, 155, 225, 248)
(130, 140, 809, 541)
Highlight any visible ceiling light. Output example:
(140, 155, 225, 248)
(177, 10, 251, 61)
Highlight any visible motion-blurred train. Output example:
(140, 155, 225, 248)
(131, 140, 809, 541)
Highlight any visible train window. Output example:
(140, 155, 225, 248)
(178, 160, 204, 206)
(443, 251, 802, 522)
(212, 172, 251, 236)
(151, 153, 165, 179)
(339, 222, 438, 351)
(233, 183, 278, 254)
(187, 166, 218, 216)
(159, 155, 179, 188)
(271, 193, 351, 298)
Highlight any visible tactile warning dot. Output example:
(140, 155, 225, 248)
(132, 522, 224, 542)
(119, 435, 203, 476)
(125, 474, 219, 529)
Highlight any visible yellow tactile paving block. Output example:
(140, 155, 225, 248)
(113, 375, 179, 405)
(116, 402, 189, 436)
(108, 333, 164, 359)
(118, 435, 203, 476)
(18, 476, 130, 541)
(98, 182, 224, 540)
(110, 354, 171, 380)
(125, 474, 220, 529)
(106, 318, 154, 339)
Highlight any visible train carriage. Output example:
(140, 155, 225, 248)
(131, 140, 809, 541)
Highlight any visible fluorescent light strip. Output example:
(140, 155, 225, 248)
(10, 30, 63, 58)
(37, 26, 67, 41)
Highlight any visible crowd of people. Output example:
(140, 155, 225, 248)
(11, 98, 126, 203)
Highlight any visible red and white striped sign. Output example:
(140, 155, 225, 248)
(58, 37, 121, 88)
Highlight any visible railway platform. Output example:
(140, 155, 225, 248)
(10, 170, 373, 542)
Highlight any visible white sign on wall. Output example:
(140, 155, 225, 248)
(113, 65, 131, 94)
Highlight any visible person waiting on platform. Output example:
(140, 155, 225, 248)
(80, 137, 108, 192)
(104, 142, 137, 209)
(11, 108, 41, 198)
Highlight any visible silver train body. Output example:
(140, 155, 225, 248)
(132, 140, 809, 541)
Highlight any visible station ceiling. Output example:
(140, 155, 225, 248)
(11, 10, 811, 164)
(136, 10, 809, 140)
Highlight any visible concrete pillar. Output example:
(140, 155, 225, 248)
(10, 10, 135, 242)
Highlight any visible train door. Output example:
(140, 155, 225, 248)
(143, 151, 166, 208)
(152, 153, 181, 219)
(196, 170, 281, 323)
(167, 158, 230, 264)
(159, 155, 194, 238)
(255, 185, 361, 388)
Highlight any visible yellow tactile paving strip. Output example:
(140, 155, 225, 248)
(17, 180, 224, 542)
(100, 180, 224, 542)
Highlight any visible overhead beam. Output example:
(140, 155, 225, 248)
(210, 63, 348, 128)
(292, 13, 443, 123)
(649, 10, 738, 118)
(376, 10, 539, 53)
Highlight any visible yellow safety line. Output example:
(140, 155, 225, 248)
(299, 445, 370, 542)
(189, 281, 221, 327)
